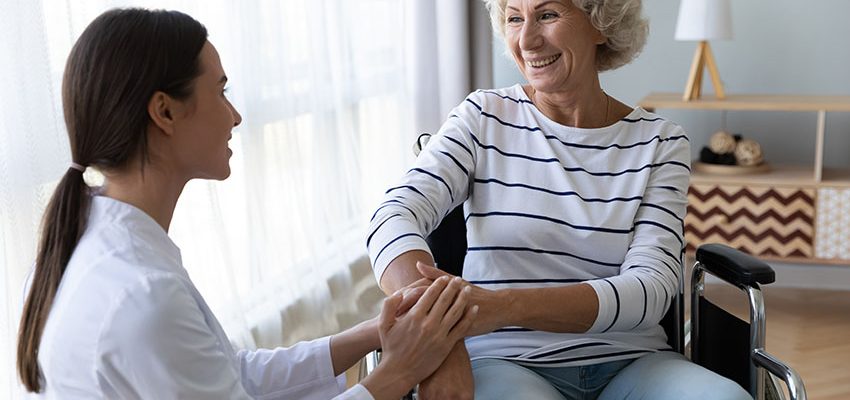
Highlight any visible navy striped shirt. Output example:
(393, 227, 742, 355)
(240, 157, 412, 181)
(367, 84, 690, 367)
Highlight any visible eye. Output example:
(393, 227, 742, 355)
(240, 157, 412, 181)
(506, 15, 523, 25)
(540, 11, 558, 21)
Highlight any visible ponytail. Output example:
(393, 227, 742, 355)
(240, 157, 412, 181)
(17, 167, 91, 392)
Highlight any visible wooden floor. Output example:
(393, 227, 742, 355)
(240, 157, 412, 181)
(705, 284, 850, 400)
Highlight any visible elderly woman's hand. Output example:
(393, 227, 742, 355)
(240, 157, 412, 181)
(392, 277, 433, 316)
(416, 261, 510, 337)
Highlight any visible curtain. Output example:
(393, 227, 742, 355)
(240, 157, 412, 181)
(0, 0, 489, 397)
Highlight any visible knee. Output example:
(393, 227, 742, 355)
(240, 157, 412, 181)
(677, 373, 751, 400)
(691, 375, 752, 400)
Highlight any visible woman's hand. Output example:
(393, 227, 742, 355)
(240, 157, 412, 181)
(361, 275, 478, 400)
(416, 261, 509, 337)
(393, 277, 432, 316)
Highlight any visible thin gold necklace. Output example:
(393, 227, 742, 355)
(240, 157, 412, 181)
(530, 86, 612, 127)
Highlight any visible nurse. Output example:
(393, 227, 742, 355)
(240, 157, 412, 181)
(16, 8, 476, 400)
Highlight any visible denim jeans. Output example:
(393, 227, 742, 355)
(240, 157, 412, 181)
(471, 351, 751, 400)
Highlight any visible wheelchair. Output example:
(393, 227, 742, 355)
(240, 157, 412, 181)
(360, 134, 806, 400)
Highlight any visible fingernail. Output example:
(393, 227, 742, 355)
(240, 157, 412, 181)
(464, 286, 471, 293)
(472, 305, 479, 313)
(453, 276, 462, 282)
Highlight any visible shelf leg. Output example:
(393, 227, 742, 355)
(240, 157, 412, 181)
(814, 110, 826, 182)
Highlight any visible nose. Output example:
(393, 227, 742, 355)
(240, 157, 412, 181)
(519, 19, 543, 51)
(230, 101, 242, 127)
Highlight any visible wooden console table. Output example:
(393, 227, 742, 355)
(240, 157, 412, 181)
(639, 93, 850, 265)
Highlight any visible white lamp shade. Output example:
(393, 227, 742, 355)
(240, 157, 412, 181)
(675, 0, 733, 41)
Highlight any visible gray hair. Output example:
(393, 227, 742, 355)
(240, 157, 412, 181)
(483, 0, 648, 72)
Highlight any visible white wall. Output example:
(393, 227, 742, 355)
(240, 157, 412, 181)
(490, 0, 850, 288)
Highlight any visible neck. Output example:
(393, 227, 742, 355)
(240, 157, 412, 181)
(526, 80, 612, 128)
(102, 160, 186, 232)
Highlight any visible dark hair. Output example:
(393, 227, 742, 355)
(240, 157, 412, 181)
(17, 8, 207, 392)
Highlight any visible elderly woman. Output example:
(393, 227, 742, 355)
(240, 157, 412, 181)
(366, 0, 750, 399)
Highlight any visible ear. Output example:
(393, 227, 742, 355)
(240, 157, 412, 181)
(147, 91, 177, 136)
(594, 29, 607, 46)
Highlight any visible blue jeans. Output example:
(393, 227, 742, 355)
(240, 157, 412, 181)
(471, 351, 751, 400)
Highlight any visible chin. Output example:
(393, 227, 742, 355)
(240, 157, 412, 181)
(216, 166, 232, 180)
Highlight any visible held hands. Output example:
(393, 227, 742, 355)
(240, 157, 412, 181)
(415, 261, 507, 337)
(366, 275, 478, 398)
(413, 262, 511, 400)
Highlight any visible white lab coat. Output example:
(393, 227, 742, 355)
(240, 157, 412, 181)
(31, 195, 374, 399)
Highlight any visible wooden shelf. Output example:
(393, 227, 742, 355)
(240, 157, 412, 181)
(691, 164, 816, 187)
(646, 92, 850, 265)
(690, 164, 850, 188)
(639, 93, 850, 112)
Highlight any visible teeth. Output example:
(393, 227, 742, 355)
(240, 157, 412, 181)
(526, 54, 560, 68)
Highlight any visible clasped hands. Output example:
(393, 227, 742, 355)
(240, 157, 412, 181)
(395, 261, 506, 339)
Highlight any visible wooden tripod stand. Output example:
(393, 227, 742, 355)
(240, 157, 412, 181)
(683, 41, 725, 101)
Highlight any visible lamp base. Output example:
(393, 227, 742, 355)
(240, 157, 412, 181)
(683, 41, 725, 101)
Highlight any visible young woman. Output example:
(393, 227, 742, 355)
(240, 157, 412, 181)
(17, 8, 477, 399)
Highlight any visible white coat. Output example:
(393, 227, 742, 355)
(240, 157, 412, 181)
(31, 195, 373, 399)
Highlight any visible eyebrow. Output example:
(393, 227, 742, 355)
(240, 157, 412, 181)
(506, 0, 562, 12)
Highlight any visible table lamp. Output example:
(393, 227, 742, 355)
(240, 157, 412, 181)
(675, 0, 733, 101)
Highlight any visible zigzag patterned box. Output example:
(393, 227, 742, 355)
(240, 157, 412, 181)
(685, 184, 816, 259)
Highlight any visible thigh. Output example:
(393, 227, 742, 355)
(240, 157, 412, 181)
(597, 351, 751, 400)
(472, 358, 566, 400)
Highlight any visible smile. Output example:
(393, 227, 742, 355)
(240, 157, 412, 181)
(526, 54, 561, 68)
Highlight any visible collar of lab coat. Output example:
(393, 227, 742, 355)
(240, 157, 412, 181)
(88, 195, 185, 278)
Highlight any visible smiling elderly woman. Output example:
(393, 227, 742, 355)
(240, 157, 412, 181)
(366, 0, 752, 399)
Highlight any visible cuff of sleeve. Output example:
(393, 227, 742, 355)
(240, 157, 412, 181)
(314, 336, 335, 380)
(372, 239, 431, 284)
(336, 372, 347, 393)
(586, 280, 615, 333)
(337, 384, 376, 400)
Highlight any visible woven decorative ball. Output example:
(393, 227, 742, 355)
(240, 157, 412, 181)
(735, 139, 764, 166)
(709, 131, 736, 154)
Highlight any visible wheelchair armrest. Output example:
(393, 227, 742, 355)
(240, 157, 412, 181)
(695, 244, 775, 287)
(752, 349, 807, 400)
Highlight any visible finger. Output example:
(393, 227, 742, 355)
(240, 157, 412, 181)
(428, 276, 465, 319)
(396, 286, 427, 316)
(410, 276, 450, 315)
(441, 285, 471, 330)
(416, 261, 451, 280)
(399, 276, 432, 291)
(448, 304, 479, 340)
(379, 293, 402, 332)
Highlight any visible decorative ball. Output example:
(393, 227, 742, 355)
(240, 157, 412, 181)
(735, 139, 764, 166)
(700, 146, 736, 165)
(709, 131, 736, 154)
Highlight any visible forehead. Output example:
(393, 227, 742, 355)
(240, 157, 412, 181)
(197, 41, 225, 80)
(506, 0, 570, 10)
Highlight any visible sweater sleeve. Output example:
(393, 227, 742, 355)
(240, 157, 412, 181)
(367, 95, 480, 283)
(586, 123, 690, 333)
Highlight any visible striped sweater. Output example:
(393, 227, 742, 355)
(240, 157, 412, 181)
(367, 84, 690, 367)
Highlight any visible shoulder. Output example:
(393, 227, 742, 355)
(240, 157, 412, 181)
(453, 85, 530, 114)
(96, 271, 199, 349)
(467, 85, 531, 110)
(625, 108, 686, 138)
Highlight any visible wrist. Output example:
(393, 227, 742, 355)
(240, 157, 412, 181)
(362, 316, 381, 351)
(498, 288, 521, 327)
(360, 362, 417, 400)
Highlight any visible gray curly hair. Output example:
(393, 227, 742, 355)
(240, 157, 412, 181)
(482, 0, 648, 72)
